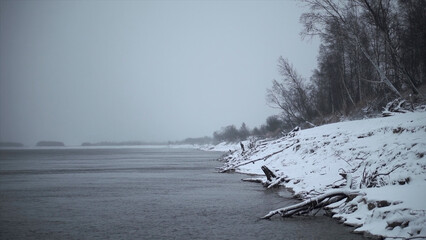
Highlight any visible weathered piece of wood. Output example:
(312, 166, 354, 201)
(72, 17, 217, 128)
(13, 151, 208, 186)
(243, 165, 288, 188)
(267, 176, 287, 189)
(262, 173, 362, 219)
(262, 188, 360, 219)
(261, 165, 277, 181)
(241, 165, 287, 188)
(242, 178, 265, 184)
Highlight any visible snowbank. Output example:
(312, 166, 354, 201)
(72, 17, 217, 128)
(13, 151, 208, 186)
(199, 141, 248, 152)
(216, 111, 426, 239)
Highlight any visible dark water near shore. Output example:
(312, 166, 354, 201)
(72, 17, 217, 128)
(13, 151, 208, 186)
(0, 148, 364, 239)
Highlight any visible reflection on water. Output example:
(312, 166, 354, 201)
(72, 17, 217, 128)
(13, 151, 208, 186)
(0, 148, 365, 239)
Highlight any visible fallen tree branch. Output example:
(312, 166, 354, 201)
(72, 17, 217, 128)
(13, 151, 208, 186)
(384, 236, 426, 240)
(242, 178, 265, 184)
(261, 188, 361, 219)
(372, 164, 405, 179)
(262, 173, 362, 219)
(361, 163, 405, 188)
(261, 166, 288, 188)
(219, 141, 297, 173)
(267, 176, 288, 189)
(261, 165, 276, 181)
(242, 165, 289, 188)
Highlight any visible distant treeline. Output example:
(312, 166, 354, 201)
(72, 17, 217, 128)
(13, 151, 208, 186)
(170, 116, 286, 145)
(36, 141, 65, 147)
(1, 141, 67, 147)
(212, 115, 284, 143)
(81, 141, 167, 147)
(0, 142, 24, 148)
(172, 136, 213, 145)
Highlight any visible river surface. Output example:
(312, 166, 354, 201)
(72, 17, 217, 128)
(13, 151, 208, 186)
(0, 148, 365, 239)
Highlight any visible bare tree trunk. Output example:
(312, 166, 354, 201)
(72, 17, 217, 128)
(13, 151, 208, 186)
(354, 37, 402, 97)
(356, 43, 362, 102)
(361, 0, 421, 95)
(261, 173, 363, 219)
(243, 165, 289, 188)
(261, 165, 276, 181)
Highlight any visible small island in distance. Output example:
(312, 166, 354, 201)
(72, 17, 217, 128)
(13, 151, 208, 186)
(36, 141, 65, 147)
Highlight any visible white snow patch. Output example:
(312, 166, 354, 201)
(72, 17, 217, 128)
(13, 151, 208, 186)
(213, 111, 426, 239)
(199, 141, 247, 152)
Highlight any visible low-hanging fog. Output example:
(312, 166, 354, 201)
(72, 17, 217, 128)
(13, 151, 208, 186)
(0, 0, 319, 146)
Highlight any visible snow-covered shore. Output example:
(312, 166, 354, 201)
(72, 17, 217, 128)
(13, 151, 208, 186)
(212, 111, 426, 239)
(199, 141, 242, 152)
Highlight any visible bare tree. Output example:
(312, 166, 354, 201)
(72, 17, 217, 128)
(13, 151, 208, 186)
(266, 57, 315, 127)
(359, 0, 421, 94)
(301, 0, 402, 98)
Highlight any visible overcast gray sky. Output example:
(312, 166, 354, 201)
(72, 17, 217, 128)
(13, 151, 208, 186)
(0, 0, 319, 146)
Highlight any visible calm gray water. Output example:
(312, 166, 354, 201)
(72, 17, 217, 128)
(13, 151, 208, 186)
(0, 148, 365, 240)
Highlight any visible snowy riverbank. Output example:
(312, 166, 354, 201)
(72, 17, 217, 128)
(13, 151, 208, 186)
(213, 111, 426, 239)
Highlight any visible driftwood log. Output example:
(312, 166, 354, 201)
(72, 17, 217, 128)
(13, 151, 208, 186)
(261, 165, 276, 181)
(262, 173, 363, 219)
(243, 165, 289, 188)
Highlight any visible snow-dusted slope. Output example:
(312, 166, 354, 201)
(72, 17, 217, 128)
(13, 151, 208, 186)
(219, 111, 426, 239)
(199, 141, 242, 152)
